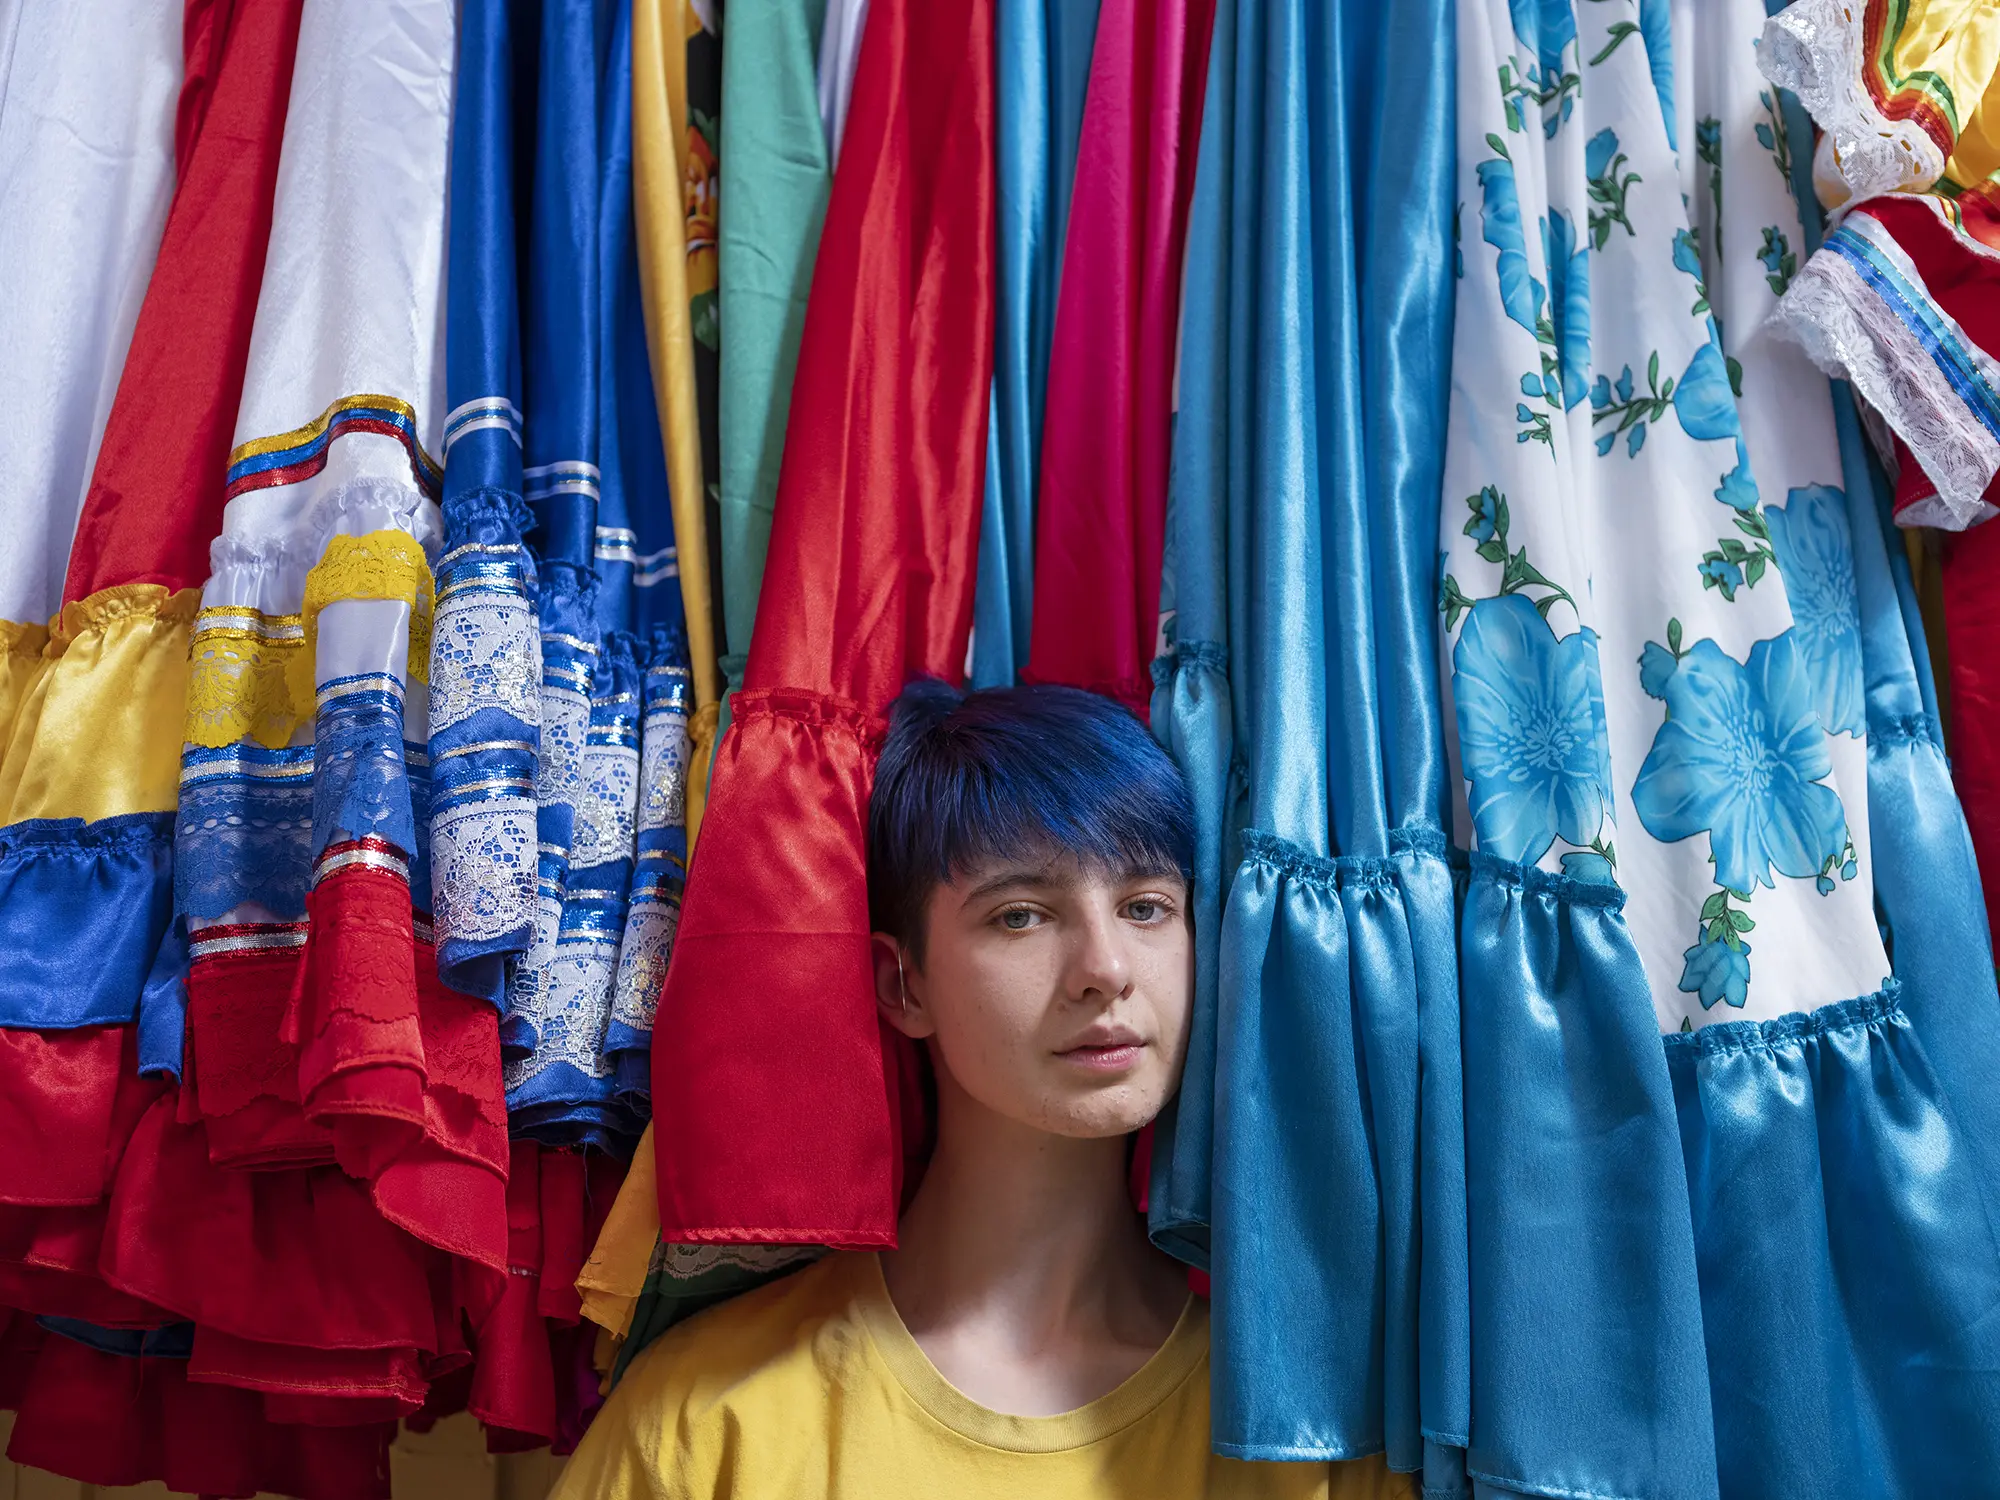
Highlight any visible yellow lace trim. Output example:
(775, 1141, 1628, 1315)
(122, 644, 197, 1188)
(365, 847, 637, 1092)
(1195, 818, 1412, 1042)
(184, 532, 436, 750)
(184, 612, 312, 750)
(302, 529, 435, 685)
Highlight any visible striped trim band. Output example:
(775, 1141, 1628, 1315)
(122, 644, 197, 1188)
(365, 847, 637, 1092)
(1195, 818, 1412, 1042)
(523, 460, 602, 504)
(189, 922, 310, 962)
(228, 394, 442, 500)
(443, 396, 524, 452)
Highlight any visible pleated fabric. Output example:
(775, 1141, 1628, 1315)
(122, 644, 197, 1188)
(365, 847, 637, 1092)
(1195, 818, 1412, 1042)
(651, 0, 995, 1246)
(968, 0, 1103, 691)
(0, 0, 180, 626)
(1148, 0, 1469, 1478)
(1027, 0, 1215, 714)
(1656, 7, 2000, 1491)
(817, 0, 871, 160)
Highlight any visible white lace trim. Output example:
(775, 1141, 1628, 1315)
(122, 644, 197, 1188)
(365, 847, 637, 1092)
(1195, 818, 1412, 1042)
(430, 591, 541, 733)
(1759, 0, 1946, 203)
(610, 894, 678, 1034)
(502, 931, 619, 1089)
(1769, 227, 2000, 528)
(429, 799, 538, 948)
(571, 742, 639, 871)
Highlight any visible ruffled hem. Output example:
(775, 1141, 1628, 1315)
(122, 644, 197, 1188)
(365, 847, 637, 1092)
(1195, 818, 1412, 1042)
(1757, 0, 1948, 205)
(1205, 827, 1467, 1475)
(1773, 199, 2000, 529)
(1665, 981, 2000, 1493)
(651, 687, 904, 1246)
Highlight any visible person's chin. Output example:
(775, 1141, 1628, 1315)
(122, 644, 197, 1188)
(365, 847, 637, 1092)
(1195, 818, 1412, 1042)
(1041, 1072, 1168, 1138)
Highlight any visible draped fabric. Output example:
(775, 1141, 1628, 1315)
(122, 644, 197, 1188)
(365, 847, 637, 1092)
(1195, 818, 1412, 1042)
(1026, 0, 1215, 714)
(1434, 2, 2000, 1497)
(652, 0, 995, 1246)
(969, 0, 1103, 691)
(715, 0, 832, 698)
(1762, 0, 2000, 529)
(817, 0, 871, 161)
(634, 0, 724, 848)
(1148, 0, 1468, 1479)
(0, 0, 180, 627)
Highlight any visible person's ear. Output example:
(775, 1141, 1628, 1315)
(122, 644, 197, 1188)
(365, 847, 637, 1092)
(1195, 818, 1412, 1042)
(870, 932, 935, 1039)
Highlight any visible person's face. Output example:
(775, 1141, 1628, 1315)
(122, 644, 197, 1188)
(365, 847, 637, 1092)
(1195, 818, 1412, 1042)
(874, 852, 1193, 1139)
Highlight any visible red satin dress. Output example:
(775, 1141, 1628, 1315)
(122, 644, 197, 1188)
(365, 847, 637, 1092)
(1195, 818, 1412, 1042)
(1027, 0, 1218, 716)
(651, 0, 997, 1249)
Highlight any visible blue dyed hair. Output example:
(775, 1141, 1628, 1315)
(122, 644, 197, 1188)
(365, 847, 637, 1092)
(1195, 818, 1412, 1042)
(867, 679, 1195, 962)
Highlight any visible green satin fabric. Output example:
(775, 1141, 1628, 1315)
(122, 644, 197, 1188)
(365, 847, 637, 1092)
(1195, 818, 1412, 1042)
(716, 0, 831, 695)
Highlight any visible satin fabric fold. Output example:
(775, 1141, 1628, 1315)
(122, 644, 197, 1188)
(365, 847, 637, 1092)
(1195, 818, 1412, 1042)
(967, 0, 1103, 690)
(0, 0, 180, 625)
(1148, 0, 1466, 1476)
(634, 0, 723, 844)
(1027, 0, 1215, 713)
(652, 0, 995, 1246)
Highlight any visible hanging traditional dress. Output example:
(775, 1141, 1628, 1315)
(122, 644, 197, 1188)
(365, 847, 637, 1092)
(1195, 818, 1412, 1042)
(1027, 0, 1214, 715)
(652, 0, 995, 1247)
(969, 0, 1103, 691)
(1442, 1, 2000, 1496)
(1152, 0, 1468, 1483)
(0, 0, 181, 627)
(0, 0, 415, 1490)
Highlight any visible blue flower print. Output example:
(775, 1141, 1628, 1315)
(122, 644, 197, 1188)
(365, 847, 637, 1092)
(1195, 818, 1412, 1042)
(1698, 554, 1744, 595)
(1453, 594, 1614, 865)
(1560, 849, 1617, 884)
(1542, 209, 1591, 410)
(1479, 146, 1546, 337)
(1671, 339, 1742, 445)
(1765, 484, 1865, 736)
(1585, 128, 1617, 181)
(1639, 638, 1678, 698)
(1671, 227, 1702, 280)
(1510, 0, 1576, 82)
(1639, 0, 1676, 149)
(1714, 437, 1758, 511)
(1631, 631, 1850, 893)
(1680, 934, 1751, 1008)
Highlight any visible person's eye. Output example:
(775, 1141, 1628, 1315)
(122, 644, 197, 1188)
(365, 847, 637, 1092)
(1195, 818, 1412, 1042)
(1124, 898, 1171, 923)
(996, 906, 1042, 932)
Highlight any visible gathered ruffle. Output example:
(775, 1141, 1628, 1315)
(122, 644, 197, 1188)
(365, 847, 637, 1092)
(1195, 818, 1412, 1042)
(1665, 982, 2000, 1495)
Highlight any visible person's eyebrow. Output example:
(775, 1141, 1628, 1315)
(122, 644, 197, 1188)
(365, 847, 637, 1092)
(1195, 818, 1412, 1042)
(959, 866, 1061, 904)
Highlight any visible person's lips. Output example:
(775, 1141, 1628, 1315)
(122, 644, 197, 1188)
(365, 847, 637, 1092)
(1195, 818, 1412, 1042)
(1056, 1024, 1146, 1073)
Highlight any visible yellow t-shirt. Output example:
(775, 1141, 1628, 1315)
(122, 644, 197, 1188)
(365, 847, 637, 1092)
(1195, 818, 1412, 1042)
(554, 1250, 1411, 1500)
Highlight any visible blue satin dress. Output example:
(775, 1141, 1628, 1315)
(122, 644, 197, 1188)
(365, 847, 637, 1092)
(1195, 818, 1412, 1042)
(434, 0, 675, 1152)
(1149, 0, 1470, 1482)
(968, 0, 1102, 689)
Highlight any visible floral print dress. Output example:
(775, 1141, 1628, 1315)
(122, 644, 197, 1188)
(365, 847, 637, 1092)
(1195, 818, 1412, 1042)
(1442, 0, 1888, 1030)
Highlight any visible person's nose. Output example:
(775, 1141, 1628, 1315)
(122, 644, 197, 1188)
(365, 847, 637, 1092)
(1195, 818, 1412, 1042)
(1062, 901, 1132, 1005)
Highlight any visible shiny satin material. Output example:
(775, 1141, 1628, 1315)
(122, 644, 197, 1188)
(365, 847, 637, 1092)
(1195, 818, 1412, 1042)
(62, 0, 304, 601)
(632, 0, 723, 841)
(0, 0, 179, 624)
(653, 0, 995, 1245)
(1148, 0, 1466, 1473)
(430, 0, 539, 1000)
(715, 0, 831, 683)
(0, 814, 174, 1030)
(1458, 861, 1716, 1500)
(1669, 984, 2000, 1497)
(1028, 0, 1215, 712)
(0, 587, 195, 825)
(969, 0, 1103, 689)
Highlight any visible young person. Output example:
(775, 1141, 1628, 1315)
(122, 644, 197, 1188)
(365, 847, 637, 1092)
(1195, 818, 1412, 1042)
(556, 681, 1407, 1498)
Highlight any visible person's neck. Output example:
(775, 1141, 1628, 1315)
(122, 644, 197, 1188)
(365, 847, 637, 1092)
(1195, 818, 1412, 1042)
(878, 1069, 1187, 1416)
